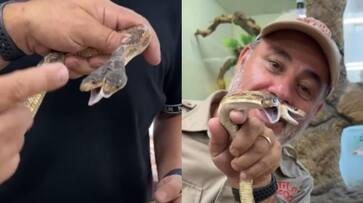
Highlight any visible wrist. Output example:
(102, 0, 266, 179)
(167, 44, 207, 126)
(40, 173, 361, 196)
(228, 177, 240, 189)
(162, 168, 182, 178)
(231, 174, 278, 203)
(253, 174, 272, 188)
(157, 164, 182, 180)
(3, 1, 29, 54)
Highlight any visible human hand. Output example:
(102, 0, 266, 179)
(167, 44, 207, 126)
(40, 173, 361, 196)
(208, 110, 281, 188)
(154, 175, 181, 203)
(0, 63, 69, 183)
(3, 0, 160, 75)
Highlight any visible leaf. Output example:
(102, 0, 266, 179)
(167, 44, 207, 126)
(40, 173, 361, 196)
(240, 34, 249, 45)
(240, 34, 256, 45)
(223, 38, 239, 49)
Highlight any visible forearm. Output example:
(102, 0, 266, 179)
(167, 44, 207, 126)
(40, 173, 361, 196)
(0, 1, 27, 66)
(231, 174, 277, 203)
(3, 2, 29, 54)
(153, 113, 181, 178)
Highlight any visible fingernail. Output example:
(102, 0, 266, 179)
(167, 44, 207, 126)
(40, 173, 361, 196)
(240, 172, 247, 181)
(56, 64, 69, 83)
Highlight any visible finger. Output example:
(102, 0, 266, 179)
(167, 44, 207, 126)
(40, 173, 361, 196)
(83, 2, 161, 65)
(0, 104, 31, 141)
(208, 117, 230, 157)
(64, 56, 96, 75)
(33, 44, 51, 56)
(229, 110, 247, 125)
(107, 4, 161, 65)
(243, 141, 281, 180)
(230, 132, 274, 171)
(141, 21, 161, 65)
(0, 154, 20, 184)
(0, 105, 29, 164)
(0, 63, 69, 112)
(229, 117, 265, 157)
(78, 21, 123, 54)
(154, 175, 181, 203)
(88, 55, 109, 69)
(0, 134, 25, 167)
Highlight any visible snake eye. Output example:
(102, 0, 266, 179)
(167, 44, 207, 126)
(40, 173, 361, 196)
(272, 98, 279, 106)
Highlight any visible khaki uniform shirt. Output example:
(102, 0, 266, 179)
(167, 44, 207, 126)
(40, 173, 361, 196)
(182, 91, 313, 203)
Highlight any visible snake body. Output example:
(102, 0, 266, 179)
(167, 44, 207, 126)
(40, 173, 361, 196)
(218, 91, 305, 203)
(24, 25, 151, 116)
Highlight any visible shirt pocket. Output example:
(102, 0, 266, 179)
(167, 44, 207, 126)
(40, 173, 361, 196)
(183, 179, 203, 203)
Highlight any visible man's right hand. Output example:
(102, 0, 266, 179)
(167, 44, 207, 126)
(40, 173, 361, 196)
(208, 110, 281, 189)
(0, 63, 69, 183)
(3, 0, 161, 78)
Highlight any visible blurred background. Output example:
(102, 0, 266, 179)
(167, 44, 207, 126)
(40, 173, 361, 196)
(182, 0, 363, 99)
(182, 0, 363, 201)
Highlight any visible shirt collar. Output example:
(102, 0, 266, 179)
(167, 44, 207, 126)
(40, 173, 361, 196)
(182, 90, 227, 135)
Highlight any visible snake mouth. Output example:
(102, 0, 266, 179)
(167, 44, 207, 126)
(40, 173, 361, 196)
(89, 87, 103, 106)
(88, 87, 112, 106)
(263, 107, 279, 124)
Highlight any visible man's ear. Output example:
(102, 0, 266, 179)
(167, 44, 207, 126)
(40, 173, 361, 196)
(235, 45, 251, 71)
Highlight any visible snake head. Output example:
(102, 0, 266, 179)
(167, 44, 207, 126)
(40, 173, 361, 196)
(79, 24, 151, 106)
(261, 97, 306, 126)
(120, 24, 152, 64)
(280, 104, 306, 126)
(102, 69, 128, 97)
(84, 69, 127, 106)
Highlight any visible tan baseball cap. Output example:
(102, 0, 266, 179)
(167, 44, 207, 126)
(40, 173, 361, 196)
(257, 15, 341, 97)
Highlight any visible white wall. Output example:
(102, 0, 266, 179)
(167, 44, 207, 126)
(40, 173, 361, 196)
(182, 0, 284, 99)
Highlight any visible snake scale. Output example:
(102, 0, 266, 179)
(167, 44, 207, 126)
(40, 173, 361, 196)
(218, 91, 306, 203)
(24, 24, 151, 116)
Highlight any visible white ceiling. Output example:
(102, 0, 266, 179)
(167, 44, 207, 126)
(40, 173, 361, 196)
(215, 0, 296, 16)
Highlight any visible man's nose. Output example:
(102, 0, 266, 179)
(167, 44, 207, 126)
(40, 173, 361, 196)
(267, 78, 293, 103)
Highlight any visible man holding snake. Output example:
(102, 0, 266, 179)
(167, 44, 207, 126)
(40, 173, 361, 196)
(182, 15, 341, 203)
(0, 0, 181, 202)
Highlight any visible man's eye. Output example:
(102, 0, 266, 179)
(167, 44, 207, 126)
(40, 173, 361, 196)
(268, 60, 282, 72)
(297, 84, 312, 100)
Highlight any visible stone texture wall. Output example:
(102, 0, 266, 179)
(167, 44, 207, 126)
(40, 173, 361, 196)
(290, 0, 363, 196)
(291, 82, 363, 187)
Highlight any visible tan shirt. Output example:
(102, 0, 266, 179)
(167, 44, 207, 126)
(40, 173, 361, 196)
(182, 91, 313, 203)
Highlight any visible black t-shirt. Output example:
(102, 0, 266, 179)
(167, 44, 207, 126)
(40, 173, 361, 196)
(0, 0, 181, 202)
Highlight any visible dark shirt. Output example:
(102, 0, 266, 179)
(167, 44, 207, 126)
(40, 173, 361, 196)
(0, 0, 181, 202)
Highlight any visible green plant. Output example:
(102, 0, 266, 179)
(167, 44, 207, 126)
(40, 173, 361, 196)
(223, 33, 256, 55)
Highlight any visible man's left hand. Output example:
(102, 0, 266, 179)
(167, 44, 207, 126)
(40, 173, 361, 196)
(154, 175, 181, 203)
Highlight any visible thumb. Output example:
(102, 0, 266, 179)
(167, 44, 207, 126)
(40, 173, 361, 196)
(208, 117, 230, 157)
(83, 21, 160, 66)
(154, 175, 181, 203)
(0, 63, 69, 111)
